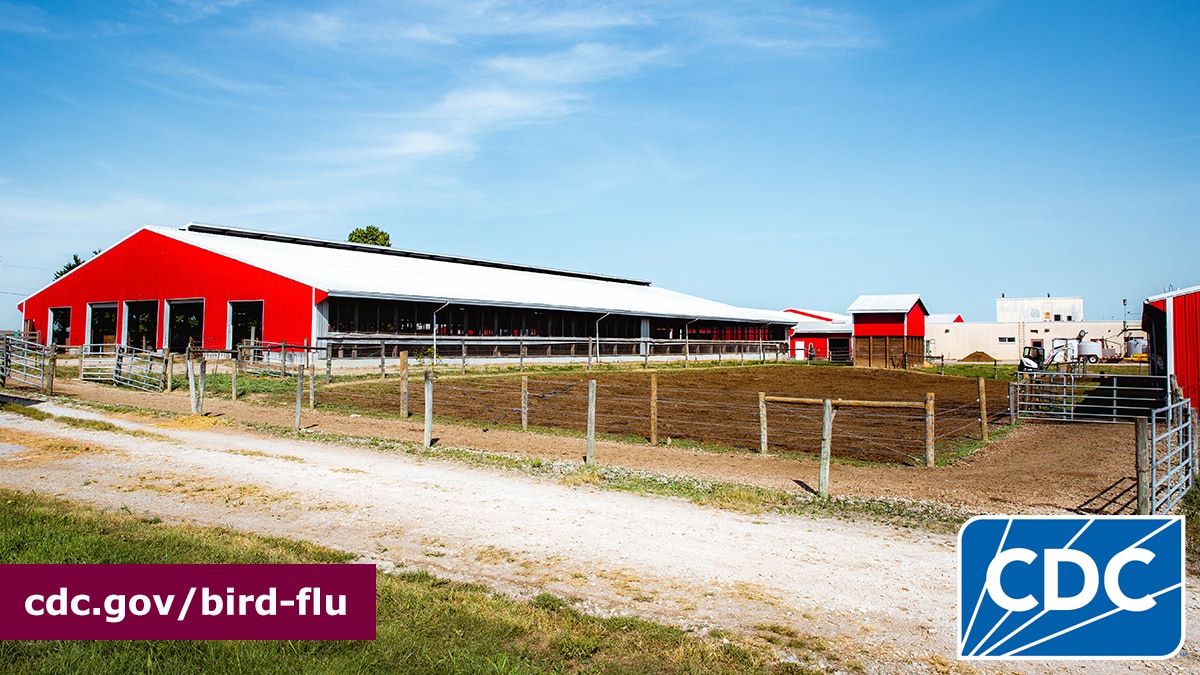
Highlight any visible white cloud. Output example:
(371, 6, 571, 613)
(0, 2, 49, 34)
(487, 42, 667, 84)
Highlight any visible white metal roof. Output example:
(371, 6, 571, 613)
(846, 294, 926, 314)
(1146, 285, 1200, 302)
(150, 225, 796, 324)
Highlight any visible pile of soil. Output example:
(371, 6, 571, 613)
(958, 351, 996, 363)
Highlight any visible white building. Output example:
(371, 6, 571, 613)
(995, 296, 1084, 323)
(926, 296, 1139, 361)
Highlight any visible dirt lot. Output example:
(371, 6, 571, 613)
(311, 364, 1012, 464)
(0, 382, 1190, 675)
(40, 371, 1136, 516)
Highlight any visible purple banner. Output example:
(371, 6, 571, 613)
(0, 564, 376, 640)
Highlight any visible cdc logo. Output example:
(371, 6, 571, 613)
(959, 515, 1184, 659)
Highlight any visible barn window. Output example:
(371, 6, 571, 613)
(998, 336, 1016, 343)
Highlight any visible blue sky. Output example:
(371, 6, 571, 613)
(1, 1, 1197, 330)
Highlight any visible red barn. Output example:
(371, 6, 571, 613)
(847, 294, 928, 368)
(783, 308, 852, 362)
(18, 223, 797, 353)
(1144, 285, 1200, 407)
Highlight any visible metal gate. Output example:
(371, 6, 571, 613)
(1, 335, 49, 390)
(81, 344, 166, 392)
(114, 345, 167, 392)
(1147, 399, 1193, 514)
(238, 341, 299, 376)
(1013, 371, 1166, 422)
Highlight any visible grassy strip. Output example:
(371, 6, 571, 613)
(1, 403, 168, 440)
(1176, 487, 1200, 577)
(0, 489, 811, 675)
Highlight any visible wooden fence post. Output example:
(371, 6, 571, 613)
(649, 374, 658, 445)
(164, 351, 172, 392)
(294, 365, 302, 430)
(586, 379, 596, 465)
(45, 351, 55, 396)
(819, 399, 833, 497)
(1136, 417, 1150, 515)
(978, 377, 988, 442)
(924, 392, 935, 468)
(1190, 409, 1198, 483)
(521, 375, 529, 432)
(309, 364, 315, 410)
(461, 338, 467, 375)
(758, 392, 767, 454)
(1008, 382, 1016, 425)
(198, 359, 207, 415)
(400, 351, 409, 417)
(187, 357, 196, 413)
(231, 355, 238, 401)
(79, 346, 85, 380)
(325, 343, 333, 384)
(423, 369, 433, 449)
(380, 340, 386, 379)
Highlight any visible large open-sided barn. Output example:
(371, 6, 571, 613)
(848, 294, 928, 368)
(1144, 285, 1200, 407)
(18, 223, 795, 356)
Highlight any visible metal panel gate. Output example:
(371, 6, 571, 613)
(81, 344, 166, 392)
(1, 335, 50, 391)
(1148, 399, 1193, 514)
(1013, 371, 1166, 422)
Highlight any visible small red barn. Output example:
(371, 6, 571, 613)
(1144, 285, 1200, 407)
(784, 308, 852, 361)
(847, 294, 928, 368)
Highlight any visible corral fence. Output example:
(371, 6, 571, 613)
(1136, 399, 1194, 515)
(237, 340, 311, 377)
(323, 335, 788, 368)
(80, 344, 167, 392)
(1011, 371, 1166, 423)
(1, 334, 52, 393)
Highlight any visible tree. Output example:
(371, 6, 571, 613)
(347, 226, 391, 247)
(53, 249, 101, 279)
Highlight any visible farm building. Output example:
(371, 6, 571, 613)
(927, 296, 1137, 361)
(17, 223, 796, 356)
(1144, 285, 1200, 407)
(784, 309, 851, 361)
(847, 294, 927, 368)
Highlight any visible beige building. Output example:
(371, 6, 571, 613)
(926, 319, 1133, 361)
(927, 295, 1141, 361)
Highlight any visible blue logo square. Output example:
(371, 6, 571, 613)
(958, 515, 1184, 660)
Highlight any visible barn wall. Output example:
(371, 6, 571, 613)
(20, 229, 318, 350)
(1171, 291, 1200, 404)
(852, 313, 907, 337)
(905, 304, 926, 338)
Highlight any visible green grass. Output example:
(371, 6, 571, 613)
(0, 489, 809, 675)
(1176, 486, 1200, 577)
(0, 402, 52, 420)
(918, 361, 1153, 381)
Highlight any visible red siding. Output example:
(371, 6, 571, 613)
(1171, 291, 1200, 405)
(852, 313, 907, 337)
(789, 335, 830, 359)
(905, 304, 925, 338)
(20, 229, 319, 350)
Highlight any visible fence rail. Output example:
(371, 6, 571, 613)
(1013, 371, 1166, 423)
(323, 335, 788, 363)
(80, 344, 166, 392)
(1, 335, 50, 391)
(1141, 399, 1194, 514)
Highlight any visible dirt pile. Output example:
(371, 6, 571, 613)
(958, 351, 996, 363)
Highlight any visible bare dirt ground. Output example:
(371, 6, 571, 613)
(1, 379, 1191, 674)
(318, 365, 1014, 464)
(47, 378, 1138, 516)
